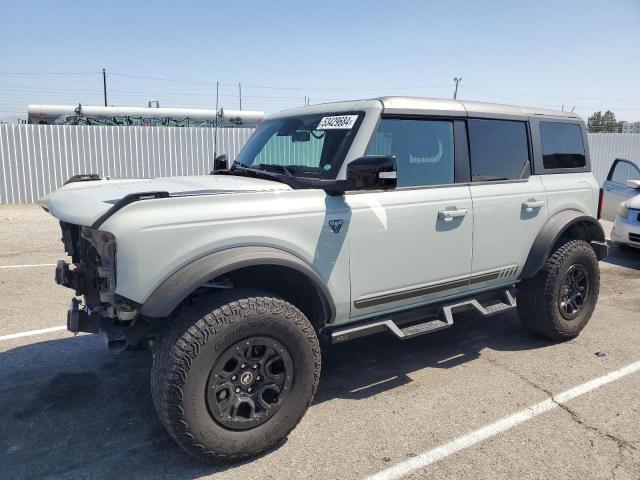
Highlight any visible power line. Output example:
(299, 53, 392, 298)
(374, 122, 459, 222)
(1, 71, 638, 101)
(0, 71, 99, 75)
(458, 86, 639, 110)
(108, 72, 452, 92)
(461, 84, 640, 102)
(0, 86, 346, 102)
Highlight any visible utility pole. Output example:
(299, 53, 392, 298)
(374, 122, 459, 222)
(238, 82, 242, 110)
(102, 68, 108, 106)
(214, 81, 219, 158)
(453, 77, 462, 100)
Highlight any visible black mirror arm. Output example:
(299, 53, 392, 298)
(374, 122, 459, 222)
(284, 177, 354, 195)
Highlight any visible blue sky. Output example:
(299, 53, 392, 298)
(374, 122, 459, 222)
(1, 0, 639, 122)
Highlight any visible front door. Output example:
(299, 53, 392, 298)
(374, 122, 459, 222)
(347, 117, 473, 318)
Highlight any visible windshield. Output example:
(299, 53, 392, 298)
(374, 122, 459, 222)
(233, 112, 364, 179)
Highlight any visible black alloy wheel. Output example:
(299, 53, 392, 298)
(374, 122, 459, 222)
(206, 336, 293, 430)
(558, 264, 590, 320)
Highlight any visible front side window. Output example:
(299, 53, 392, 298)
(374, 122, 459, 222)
(468, 119, 529, 181)
(366, 118, 455, 187)
(234, 112, 363, 179)
(611, 160, 640, 185)
(540, 122, 586, 169)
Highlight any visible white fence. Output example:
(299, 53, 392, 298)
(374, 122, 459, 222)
(0, 124, 253, 203)
(0, 124, 639, 203)
(587, 133, 640, 185)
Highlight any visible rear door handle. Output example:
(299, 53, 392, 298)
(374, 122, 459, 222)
(522, 200, 545, 212)
(438, 208, 468, 221)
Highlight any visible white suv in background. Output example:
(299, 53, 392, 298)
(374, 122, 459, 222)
(601, 158, 640, 249)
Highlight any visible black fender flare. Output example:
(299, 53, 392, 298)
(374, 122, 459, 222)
(138, 246, 336, 321)
(520, 210, 607, 279)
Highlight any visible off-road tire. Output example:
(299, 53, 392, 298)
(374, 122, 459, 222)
(518, 239, 600, 340)
(151, 289, 321, 464)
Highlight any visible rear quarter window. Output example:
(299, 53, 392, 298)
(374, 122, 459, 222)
(540, 122, 586, 169)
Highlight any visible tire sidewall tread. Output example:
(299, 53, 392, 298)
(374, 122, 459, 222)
(151, 289, 321, 463)
(518, 239, 600, 340)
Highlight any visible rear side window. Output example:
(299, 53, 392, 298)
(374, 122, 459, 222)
(366, 118, 455, 187)
(610, 160, 640, 185)
(540, 122, 586, 169)
(468, 119, 529, 182)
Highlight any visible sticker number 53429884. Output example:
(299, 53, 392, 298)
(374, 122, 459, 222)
(316, 115, 358, 130)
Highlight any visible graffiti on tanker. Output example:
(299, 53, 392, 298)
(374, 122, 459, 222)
(58, 115, 218, 127)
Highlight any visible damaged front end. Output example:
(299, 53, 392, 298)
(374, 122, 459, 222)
(56, 222, 149, 349)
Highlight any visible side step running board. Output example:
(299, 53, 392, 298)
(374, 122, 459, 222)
(329, 290, 516, 344)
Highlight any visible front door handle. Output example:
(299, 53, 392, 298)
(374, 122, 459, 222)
(522, 200, 545, 212)
(438, 208, 468, 222)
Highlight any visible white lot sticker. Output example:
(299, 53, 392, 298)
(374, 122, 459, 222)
(317, 115, 358, 130)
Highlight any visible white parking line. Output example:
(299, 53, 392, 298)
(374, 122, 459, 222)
(0, 263, 56, 269)
(366, 359, 640, 480)
(0, 325, 67, 342)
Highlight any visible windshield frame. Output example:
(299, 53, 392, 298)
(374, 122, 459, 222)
(233, 111, 365, 180)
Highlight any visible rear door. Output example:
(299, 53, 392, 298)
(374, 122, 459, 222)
(602, 159, 640, 221)
(467, 119, 548, 287)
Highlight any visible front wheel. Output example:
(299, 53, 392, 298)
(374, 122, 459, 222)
(518, 239, 600, 340)
(151, 289, 321, 463)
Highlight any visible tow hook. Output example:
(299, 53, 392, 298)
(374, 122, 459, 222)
(55, 260, 72, 287)
(67, 298, 88, 333)
(55, 259, 85, 294)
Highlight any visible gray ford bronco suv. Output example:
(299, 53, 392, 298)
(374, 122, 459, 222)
(41, 97, 608, 463)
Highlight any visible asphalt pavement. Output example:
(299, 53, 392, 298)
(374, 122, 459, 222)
(0, 205, 638, 480)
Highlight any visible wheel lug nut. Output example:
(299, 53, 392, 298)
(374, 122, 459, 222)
(256, 375, 261, 381)
(235, 387, 240, 393)
(248, 387, 252, 393)
(240, 363, 246, 369)
(252, 364, 258, 369)
(231, 375, 237, 381)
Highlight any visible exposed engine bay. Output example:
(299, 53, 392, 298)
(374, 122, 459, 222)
(55, 222, 148, 348)
(55, 222, 127, 314)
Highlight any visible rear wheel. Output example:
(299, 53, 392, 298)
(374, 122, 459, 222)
(151, 289, 321, 463)
(518, 239, 600, 340)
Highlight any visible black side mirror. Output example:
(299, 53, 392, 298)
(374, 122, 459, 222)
(213, 154, 229, 171)
(346, 155, 397, 191)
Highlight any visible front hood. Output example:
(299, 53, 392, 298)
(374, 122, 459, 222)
(39, 175, 291, 226)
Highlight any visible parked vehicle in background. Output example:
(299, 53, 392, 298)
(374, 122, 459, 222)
(600, 158, 640, 221)
(611, 193, 640, 250)
(40, 97, 608, 464)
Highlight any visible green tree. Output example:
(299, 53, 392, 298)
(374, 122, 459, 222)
(588, 110, 620, 133)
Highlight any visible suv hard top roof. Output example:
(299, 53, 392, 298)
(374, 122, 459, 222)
(268, 96, 581, 121)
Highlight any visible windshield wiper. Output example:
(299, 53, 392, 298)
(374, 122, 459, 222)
(256, 163, 294, 177)
(222, 161, 292, 186)
(222, 161, 342, 192)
